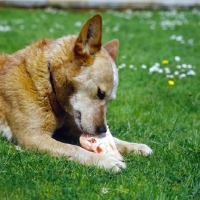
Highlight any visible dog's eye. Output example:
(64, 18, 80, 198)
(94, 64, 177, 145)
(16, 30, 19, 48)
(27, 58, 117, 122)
(97, 88, 105, 100)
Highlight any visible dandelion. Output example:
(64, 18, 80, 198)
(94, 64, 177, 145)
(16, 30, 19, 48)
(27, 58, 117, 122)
(101, 187, 108, 194)
(168, 80, 175, 86)
(162, 60, 169, 65)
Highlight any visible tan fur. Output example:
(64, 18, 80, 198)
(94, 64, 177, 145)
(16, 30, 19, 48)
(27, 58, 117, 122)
(0, 14, 152, 172)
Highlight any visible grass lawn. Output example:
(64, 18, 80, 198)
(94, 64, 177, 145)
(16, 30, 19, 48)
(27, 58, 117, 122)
(0, 7, 200, 199)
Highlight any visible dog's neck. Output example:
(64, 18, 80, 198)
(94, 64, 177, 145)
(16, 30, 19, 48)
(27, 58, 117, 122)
(48, 62, 56, 95)
(47, 61, 65, 117)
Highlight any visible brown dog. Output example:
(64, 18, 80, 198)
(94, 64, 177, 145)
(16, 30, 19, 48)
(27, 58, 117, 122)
(0, 14, 152, 171)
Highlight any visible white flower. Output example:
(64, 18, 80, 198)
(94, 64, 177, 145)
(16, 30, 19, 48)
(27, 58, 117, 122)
(141, 64, 147, 69)
(74, 21, 82, 27)
(31, 24, 37, 29)
(49, 28, 54, 33)
(19, 25, 24, 30)
(129, 64, 137, 70)
(188, 38, 194, 45)
(0, 25, 11, 32)
(105, 27, 110, 32)
(164, 67, 170, 74)
(180, 40, 185, 44)
(179, 74, 186, 79)
(170, 35, 176, 40)
(166, 74, 174, 78)
(182, 64, 187, 68)
(149, 65, 159, 73)
(154, 62, 160, 67)
(176, 65, 182, 69)
(187, 70, 196, 76)
(101, 187, 108, 194)
(174, 56, 181, 62)
(129, 64, 134, 68)
(121, 55, 126, 59)
(118, 63, 126, 69)
(174, 71, 179, 75)
(176, 35, 183, 41)
(13, 19, 24, 24)
(113, 25, 119, 32)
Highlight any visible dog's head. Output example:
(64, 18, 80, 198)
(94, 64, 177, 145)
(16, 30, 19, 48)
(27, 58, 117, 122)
(49, 14, 119, 135)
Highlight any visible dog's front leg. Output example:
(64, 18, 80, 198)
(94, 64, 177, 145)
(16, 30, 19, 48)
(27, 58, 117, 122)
(17, 133, 126, 172)
(114, 137, 153, 156)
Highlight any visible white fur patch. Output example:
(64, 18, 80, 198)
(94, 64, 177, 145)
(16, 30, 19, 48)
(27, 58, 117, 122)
(0, 125, 13, 142)
(110, 58, 118, 99)
(14, 145, 21, 151)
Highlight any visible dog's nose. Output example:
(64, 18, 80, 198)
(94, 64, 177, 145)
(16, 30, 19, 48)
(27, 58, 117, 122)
(96, 125, 107, 134)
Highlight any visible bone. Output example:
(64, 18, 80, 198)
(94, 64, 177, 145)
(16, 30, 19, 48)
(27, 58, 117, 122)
(80, 127, 122, 158)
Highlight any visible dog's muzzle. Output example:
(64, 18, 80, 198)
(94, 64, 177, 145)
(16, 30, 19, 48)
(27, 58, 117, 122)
(96, 125, 107, 135)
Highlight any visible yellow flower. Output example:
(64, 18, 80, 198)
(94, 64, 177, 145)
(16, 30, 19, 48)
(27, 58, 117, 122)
(162, 60, 169, 65)
(168, 80, 175, 86)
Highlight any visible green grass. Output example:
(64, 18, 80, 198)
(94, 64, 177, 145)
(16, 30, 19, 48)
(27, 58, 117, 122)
(0, 7, 200, 199)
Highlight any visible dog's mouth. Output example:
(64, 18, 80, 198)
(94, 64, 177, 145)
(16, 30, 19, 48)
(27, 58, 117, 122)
(74, 110, 107, 136)
(74, 111, 122, 157)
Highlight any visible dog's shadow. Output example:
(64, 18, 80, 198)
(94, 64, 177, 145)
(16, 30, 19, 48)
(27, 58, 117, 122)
(52, 126, 80, 145)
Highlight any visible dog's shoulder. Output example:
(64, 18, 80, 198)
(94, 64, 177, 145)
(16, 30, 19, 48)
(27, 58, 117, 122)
(0, 38, 53, 70)
(28, 38, 53, 54)
(0, 54, 7, 71)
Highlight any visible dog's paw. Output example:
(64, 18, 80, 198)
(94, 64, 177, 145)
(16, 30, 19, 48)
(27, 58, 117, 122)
(131, 143, 153, 156)
(94, 153, 126, 172)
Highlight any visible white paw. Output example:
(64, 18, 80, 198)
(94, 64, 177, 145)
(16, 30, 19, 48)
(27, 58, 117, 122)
(134, 144, 153, 156)
(96, 153, 126, 172)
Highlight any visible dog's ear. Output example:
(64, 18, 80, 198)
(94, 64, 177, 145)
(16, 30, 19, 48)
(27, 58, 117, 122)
(103, 39, 119, 62)
(74, 14, 102, 65)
